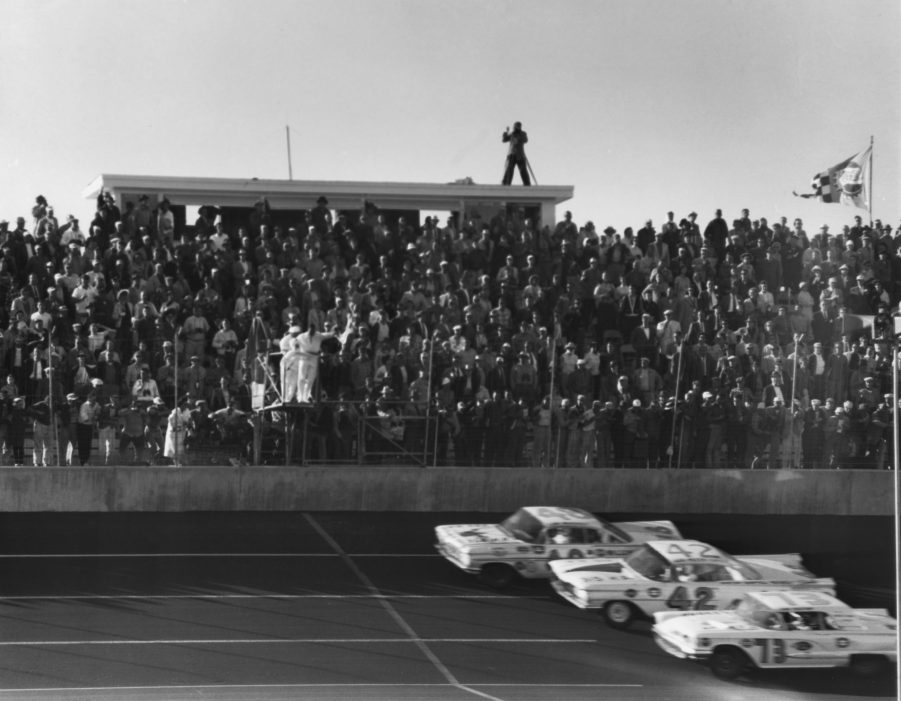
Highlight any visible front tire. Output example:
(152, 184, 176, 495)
(479, 563, 515, 589)
(849, 655, 889, 678)
(710, 647, 750, 680)
(602, 601, 635, 630)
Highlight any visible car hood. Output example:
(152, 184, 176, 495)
(435, 523, 517, 548)
(548, 557, 630, 584)
(654, 610, 757, 636)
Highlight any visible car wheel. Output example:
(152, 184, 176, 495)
(479, 563, 515, 590)
(602, 601, 635, 630)
(710, 647, 750, 680)
(849, 655, 889, 678)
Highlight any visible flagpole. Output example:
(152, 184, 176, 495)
(286, 126, 293, 181)
(867, 135, 874, 227)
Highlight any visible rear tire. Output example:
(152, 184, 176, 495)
(849, 655, 889, 678)
(602, 601, 635, 630)
(710, 647, 750, 680)
(479, 563, 515, 590)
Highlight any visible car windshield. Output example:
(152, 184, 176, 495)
(624, 545, 669, 581)
(499, 509, 543, 543)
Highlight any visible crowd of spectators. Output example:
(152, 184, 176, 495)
(0, 191, 898, 469)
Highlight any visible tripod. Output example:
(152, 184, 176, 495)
(502, 155, 538, 186)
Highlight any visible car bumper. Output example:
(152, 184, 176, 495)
(550, 579, 594, 609)
(435, 543, 480, 574)
(654, 632, 708, 661)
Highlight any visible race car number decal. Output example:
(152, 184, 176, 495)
(754, 638, 786, 664)
(664, 543, 718, 560)
(665, 586, 716, 610)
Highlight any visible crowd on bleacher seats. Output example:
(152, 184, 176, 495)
(0, 192, 897, 468)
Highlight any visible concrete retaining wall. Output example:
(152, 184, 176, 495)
(0, 467, 892, 515)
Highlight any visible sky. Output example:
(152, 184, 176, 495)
(1, 0, 899, 234)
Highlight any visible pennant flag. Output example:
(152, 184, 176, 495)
(793, 145, 872, 210)
(838, 313, 875, 341)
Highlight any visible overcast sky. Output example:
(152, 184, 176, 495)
(2, 0, 898, 232)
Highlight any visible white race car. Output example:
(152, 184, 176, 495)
(549, 539, 835, 629)
(653, 590, 897, 679)
(435, 506, 681, 589)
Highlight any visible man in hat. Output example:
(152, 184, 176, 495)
(132, 364, 160, 407)
(279, 325, 303, 403)
(501, 121, 530, 186)
(75, 392, 101, 466)
(296, 320, 337, 403)
(311, 196, 332, 235)
(145, 397, 167, 464)
(7, 397, 28, 466)
(164, 395, 191, 466)
(28, 394, 56, 467)
(156, 197, 175, 244)
(119, 398, 147, 465)
(96, 393, 119, 465)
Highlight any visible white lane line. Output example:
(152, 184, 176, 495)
(0, 553, 439, 558)
(1, 683, 643, 692)
(304, 514, 506, 701)
(0, 594, 543, 600)
(0, 638, 597, 646)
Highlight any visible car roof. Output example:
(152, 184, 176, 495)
(521, 506, 602, 528)
(647, 540, 728, 564)
(747, 591, 850, 612)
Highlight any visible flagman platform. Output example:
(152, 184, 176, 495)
(84, 174, 574, 228)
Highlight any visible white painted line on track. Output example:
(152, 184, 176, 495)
(0, 638, 597, 646)
(304, 514, 507, 701)
(0, 553, 440, 558)
(0, 594, 544, 600)
(2, 683, 643, 693)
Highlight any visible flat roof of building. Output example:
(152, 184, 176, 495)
(84, 174, 574, 215)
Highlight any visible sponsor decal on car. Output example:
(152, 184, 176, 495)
(648, 588, 662, 598)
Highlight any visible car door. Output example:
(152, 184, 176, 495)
(544, 527, 596, 562)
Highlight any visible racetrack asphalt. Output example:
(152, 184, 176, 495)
(0, 512, 895, 701)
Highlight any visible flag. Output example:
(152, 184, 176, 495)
(838, 313, 875, 341)
(793, 145, 872, 210)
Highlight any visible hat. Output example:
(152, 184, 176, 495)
(632, 399, 642, 408)
(90, 378, 103, 387)
(138, 194, 149, 202)
(153, 397, 165, 405)
(12, 396, 24, 405)
(702, 391, 713, 399)
(195, 399, 207, 405)
(316, 196, 329, 205)
(66, 393, 78, 402)
(441, 377, 451, 386)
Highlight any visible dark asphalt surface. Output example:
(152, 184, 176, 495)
(0, 512, 895, 700)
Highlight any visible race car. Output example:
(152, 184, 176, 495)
(549, 539, 834, 629)
(434, 506, 681, 589)
(653, 590, 897, 679)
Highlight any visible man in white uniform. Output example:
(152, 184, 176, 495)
(279, 326, 302, 403)
(296, 321, 335, 403)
